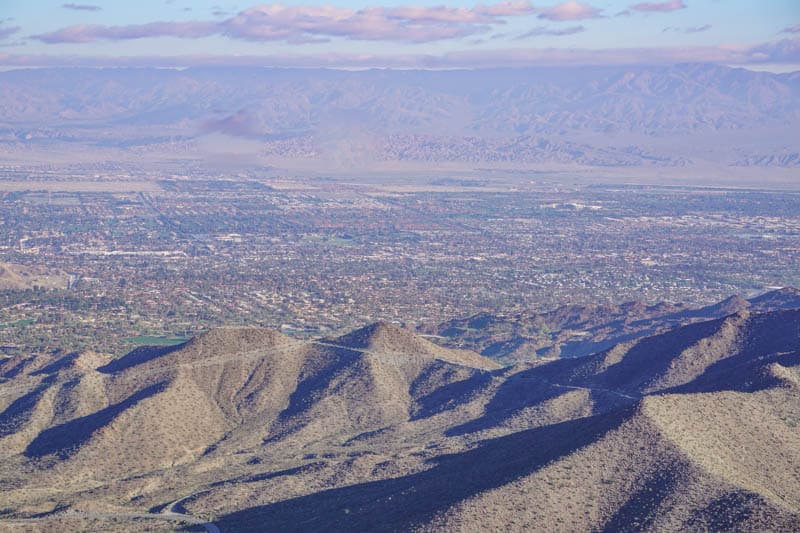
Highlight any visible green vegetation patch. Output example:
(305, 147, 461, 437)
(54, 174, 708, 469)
(123, 336, 189, 346)
(0, 319, 35, 329)
(301, 233, 356, 247)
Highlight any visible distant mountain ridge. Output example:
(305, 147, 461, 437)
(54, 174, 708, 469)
(426, 287, 800, 363)
(0, 63, 797, 169)
(0, 291, 799, 530)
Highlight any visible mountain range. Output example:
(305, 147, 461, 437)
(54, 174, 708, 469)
(426, 287, 800, 363)
(0, 64, 798, 172)
(0, 290, 799, 531)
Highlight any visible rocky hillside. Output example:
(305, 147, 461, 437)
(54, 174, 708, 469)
(0, 262, 68, 291)
(425, 287, 800, 363)
(0, 307, 798, 531)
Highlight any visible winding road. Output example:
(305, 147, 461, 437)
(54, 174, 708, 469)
(0, 506, 220, 532)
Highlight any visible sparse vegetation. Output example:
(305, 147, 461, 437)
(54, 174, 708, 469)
(0, 309, 799, 531)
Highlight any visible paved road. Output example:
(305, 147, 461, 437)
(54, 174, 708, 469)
(516, 375, 640, 401)
(0, 509, 220, 532)
(548, 381, 639, 401)
(166, 494, 221, 533)
(310, 340, 485, 369)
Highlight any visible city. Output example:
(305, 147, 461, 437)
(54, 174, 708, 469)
(1, 170, 797, 357)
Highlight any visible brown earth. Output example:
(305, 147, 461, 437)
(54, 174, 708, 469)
(0, 263, 68, 291)
(0, 310, 798, 531)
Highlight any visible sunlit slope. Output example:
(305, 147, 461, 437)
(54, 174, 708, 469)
(0, 308, 798, 531)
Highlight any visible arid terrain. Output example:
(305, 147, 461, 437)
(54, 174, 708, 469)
(426, 287, 800, 362)
(2, 3, 798, 531)
(0, 263, 68, 291)
(1, 65, 798, 182)
(1, 291, 798, 531)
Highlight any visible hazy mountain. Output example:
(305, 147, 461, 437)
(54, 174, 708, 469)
(0, 64, 797, 169)
(0, 298, 799, 531)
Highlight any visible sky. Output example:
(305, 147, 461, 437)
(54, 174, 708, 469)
(0, 0, 798, 69)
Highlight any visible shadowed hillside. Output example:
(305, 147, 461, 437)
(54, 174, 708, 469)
(0, 298, 798, 531)
(425, 287, 800, 363)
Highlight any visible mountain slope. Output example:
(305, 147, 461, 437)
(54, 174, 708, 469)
(0, 64, 797, 169)
(0, 322, 500, 481)
(427, 287, 800, 363)
(0, 305, 799, 531)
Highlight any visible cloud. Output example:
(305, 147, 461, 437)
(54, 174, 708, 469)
(475, 1, 535, 16)
(0, 26, 20, 41)
(386, 5, 494, 23)
(748, 37, 800, 64)
(222, 5, 495, 42)
(782, 24, 800, 34)
(629, 1, 686, 13)
(537, 1, 602, 21)
(3, 38, 799, 69)
(685, 24, 711, 34)
(35, 22, 219, 43)
(210, 4, 230, 17)
(62, 3, 102, 10)
(516, 25, 585, 38)
(663, 24, 710, 34)
(34, 2, 535, 45)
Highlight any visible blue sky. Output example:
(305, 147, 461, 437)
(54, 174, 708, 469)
(0, 1, 798, 68)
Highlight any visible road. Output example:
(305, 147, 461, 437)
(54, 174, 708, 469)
(515, 375, 640, 401)
(310, 339, 486, 370)
(165, 493, 221, 533)
(0, 506, 220, 532)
